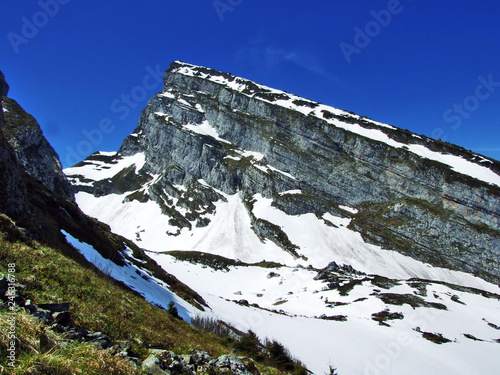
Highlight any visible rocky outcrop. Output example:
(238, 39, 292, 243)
(0, 70, 72, 203)
(142, 350, 257, 375)
(0, 70, 9, 128)
(0, 72, 30, 218)
(2, 97, 74, 201)
(74, 61, 500, 284)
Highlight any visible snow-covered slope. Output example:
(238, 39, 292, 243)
(69, 170, 497, 294)
(61, 230, 196, 321)
(66, 153, 500, 374)
(151, 252, 500, 375)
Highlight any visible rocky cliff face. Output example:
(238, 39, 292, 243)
(0, 70, 9, 128)
(68, 61, 500, 285)
(0, 71, 30, 218)
(2, 97, 74, 201)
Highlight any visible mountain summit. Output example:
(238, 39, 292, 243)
(67, 61, 500, 284)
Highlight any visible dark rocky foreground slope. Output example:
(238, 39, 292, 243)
(1, 67, 288, 374)
(69, 61, 500, 284)
(0, 70, 206, 309)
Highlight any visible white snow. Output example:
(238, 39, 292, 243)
(64, 152, 146, 181)
(338, 205, 358, 214)
(224, 155, 242, 162)
(75, 191, 295, 265)
(73, 186, 500, 295)
(69, 151, 500, 374)
(250, 194, 499, 293)
(95, 151, 116, 157)
(177, 98, 193, 107)
(65, 62, 500, 374)
(151, 252, 500, 375)
(158, 91, 176, 99)
(238, 150, 265, 161)
(183, 120, 231, 144)
(266, 164, 297, 180)
(61, 230, 198, 321)
(154, 112, 168, 117)
(278, 189, 303, 196)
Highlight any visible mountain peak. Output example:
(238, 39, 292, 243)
(67, 62, 500, 287)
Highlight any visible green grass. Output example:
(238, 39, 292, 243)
(0, 239, 227, 357)
(0, 216, 297, 374)
(0, 309, 138, 375)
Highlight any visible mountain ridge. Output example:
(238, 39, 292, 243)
(68, 61, 500, 285)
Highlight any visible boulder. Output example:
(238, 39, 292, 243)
(211, 355, 254, 375)
(142, 354, 170, 375)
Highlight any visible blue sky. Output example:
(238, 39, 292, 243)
(2, 0, 500, 167)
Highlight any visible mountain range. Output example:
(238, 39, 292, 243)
(1, 62, 500, 374)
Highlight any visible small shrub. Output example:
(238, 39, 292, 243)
(234, 330, 261, 356)
(371, 309, 404, 325)
(266, 339, 295, 371)
(167, 301, 182, 320)
(421, 331, 452, 344)
(191, 316, 232, 337)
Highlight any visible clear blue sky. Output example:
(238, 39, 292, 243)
(2, 0, 500, 167)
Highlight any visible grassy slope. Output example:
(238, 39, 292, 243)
(0, 216, 287, 375)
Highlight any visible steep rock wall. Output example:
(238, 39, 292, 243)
(94, 62, 499, 283)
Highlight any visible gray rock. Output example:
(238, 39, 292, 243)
(2, 97, 74, 200)
(0, 70, 8, 98)
(211, 355, 254, 375)
(0, 130, 30, 217)
(142, 354, 169, 375)
(35, 302, 72, 313)
(71, 61, 500, 285)
(52, 311, 72, 325)
(0, 70, 9, 128)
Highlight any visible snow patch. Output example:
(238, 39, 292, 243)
(183, 120, 231, 144)
(64, 152, 146, 181)
(152, 251, 500, 375)
(339, 205, 358, 214)
(279, 190, 303, 196)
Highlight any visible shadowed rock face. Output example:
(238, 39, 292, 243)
(0, 70, 29, 218)
(2, 97, 74, 201)
(73, 61, 500, 284)
(0, 69, 74, 229)
(0, 70, 9, 128)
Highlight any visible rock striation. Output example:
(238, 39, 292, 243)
(70, 61, 500, 284)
